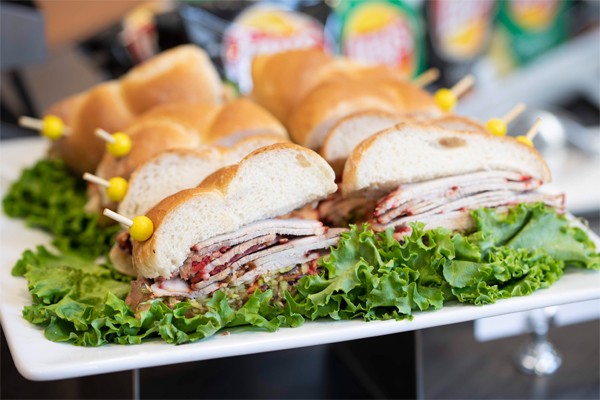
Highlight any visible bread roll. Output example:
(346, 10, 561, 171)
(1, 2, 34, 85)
(251, 49, 333, 122)
(89, 99, 288, 216)
(120, 44, 223, 114)
(95, 99, 286, 181)
(45, 45, 224, 175)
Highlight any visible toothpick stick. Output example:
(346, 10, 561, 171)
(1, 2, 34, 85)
(525, 118, 543, 140)
(412, 68, 440, 88)
(83, 172, 110, 188)
(103, 208, 133, 227)
(18, 115, 71, 137)
(18, 116, 44, 131)
(502, 103, 527, 125)
(450, 74, 475, 98)
(95, 128, 116, 144)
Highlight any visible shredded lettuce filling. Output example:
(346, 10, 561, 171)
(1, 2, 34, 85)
(4, 160, 599, 345)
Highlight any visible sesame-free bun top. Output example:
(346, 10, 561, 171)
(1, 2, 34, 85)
(45, 45, 224, 175)
(342, 122, 552, 198)
(251, 49, 334, 123)
(120, 44, 223, 114)
(286, 81, 400, 149)
(132, 143, 337, 278)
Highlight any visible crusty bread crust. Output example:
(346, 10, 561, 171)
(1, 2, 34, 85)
(95, 99, 287, 180)
(49, 83, 136, 176)
(204, 98, 287, 144)
(44, 45, 224, 175)
(120, 44, 224, 114)
(287, 81, 400, 149)
(433, 115, 488, 134)
(251, 49, 333, 123)
(132, 143, 336, 278)
(342, 122, 552, 198)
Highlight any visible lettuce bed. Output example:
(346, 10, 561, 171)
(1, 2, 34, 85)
(4, 160, 600, 346)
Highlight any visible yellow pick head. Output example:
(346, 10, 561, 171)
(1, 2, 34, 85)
(129, 215, 154, 242)
(434, 88, 457, 113)
(106, 177, 128, 202)
(486, 118, 507, 136)
(41, 115, 65, 140)
(516, 136, 534, 147)
(106, 132, 132, 157)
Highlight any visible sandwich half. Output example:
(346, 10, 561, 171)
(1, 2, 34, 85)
(110, 134, 288, 276)
(126, 143, 343, 310)
(325, 123, 563, 236)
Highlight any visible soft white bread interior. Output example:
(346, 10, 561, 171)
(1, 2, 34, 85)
(132, 143, 336, 279)
(117, 134, 288, 219)
(342, 123, 552, 198)
(320, 110, 412, 176)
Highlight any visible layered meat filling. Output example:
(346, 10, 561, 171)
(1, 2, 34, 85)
(318, 171, 564, 237)
(127, 218, 346, 309)
(371, 171, 564, 238)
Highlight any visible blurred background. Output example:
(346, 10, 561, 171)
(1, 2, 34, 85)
(1, 0, 599, 398)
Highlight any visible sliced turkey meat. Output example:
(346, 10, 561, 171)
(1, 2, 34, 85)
(374, 171, 543, 220)
(127, 223, 346, 307)
(190, 218, 325, 256)
(371, 191, 565, 231)
(192, 228, 345, 291)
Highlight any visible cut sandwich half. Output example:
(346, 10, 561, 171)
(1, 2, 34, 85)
(110, 134, 288, 276)
(325, 122, 563, 235)
(126, 143, 343, 310)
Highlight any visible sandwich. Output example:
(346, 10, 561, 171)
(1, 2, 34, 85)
(110, 134, 288, 276)
(125, 143, 344, 310)
(320, 122, 563, 235)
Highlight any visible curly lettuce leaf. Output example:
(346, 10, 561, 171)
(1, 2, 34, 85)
(443, 204, 599, 304)
(2, 159, 119, 259)
(13, 246, 302, 346)
(294, 224, 445, 322)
